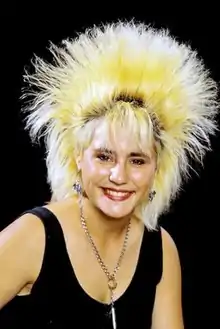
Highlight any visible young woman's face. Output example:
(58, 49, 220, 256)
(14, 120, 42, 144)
(78, 124, 157, 220)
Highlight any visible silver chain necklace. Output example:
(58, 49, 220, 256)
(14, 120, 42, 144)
(79, 196, 131, 329)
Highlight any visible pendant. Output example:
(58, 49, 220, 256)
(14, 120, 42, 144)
(108, 275, 117, 290)
(111, 304, 117, 329)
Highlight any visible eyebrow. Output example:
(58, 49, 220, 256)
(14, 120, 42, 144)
(94, 147, 150, 158)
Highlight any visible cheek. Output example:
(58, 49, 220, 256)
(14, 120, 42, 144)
(81, 158, 110, 183)
(131, 168, 155, 188)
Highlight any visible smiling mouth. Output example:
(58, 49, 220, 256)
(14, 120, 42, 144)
(102, 188, 134, 201)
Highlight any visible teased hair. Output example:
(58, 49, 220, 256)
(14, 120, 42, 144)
(21, 20, 219, 230)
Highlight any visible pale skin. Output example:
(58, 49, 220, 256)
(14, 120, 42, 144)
(0, 125, 184, 328)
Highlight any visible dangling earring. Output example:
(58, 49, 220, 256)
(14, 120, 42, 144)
(149, 190, 156, 202)
(73, 180, 82, 194)
(73, 170, 82, 194)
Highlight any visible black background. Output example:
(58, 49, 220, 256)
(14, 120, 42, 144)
(1, 5, 220, 329)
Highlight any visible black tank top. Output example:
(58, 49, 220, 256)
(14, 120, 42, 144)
(0, 206, 162, 328)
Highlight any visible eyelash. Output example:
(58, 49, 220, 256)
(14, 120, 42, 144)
(97, 154, 111, 162)
(131, 159, 146, 165)
(96, 154, 146, 165)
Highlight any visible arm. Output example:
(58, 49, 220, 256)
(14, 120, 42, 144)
(151, 228, 184, 329)
(0, 214, 45, 309)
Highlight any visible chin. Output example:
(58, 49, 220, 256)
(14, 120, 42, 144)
(97, 198, 136, 220)
(101, 209, 133, 220)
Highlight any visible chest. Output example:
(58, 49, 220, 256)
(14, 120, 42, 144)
(66, 235, 142, 304)
(15, 224, 159, 329)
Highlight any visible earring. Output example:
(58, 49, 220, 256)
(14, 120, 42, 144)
(149, 190, 156, 202)
(73, 168, 82, 194)
(73, 180, 82, 194)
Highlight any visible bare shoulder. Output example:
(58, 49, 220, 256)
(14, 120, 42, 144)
(4, 209, 44, 231)
(0, 211, 46, 309)
(0, 211, 46, 257)
(151, 227, 184, 329)
(160, 227, 181, 264)
(160, 227, 182, 288)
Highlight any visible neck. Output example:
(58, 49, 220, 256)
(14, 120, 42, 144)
(80, 196, 132, 244)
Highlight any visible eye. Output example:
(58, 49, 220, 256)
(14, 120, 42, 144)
(130, 158, 146, 165)
(97, 153, 112, 162)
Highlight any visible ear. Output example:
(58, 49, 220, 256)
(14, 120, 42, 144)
(76, 152, 83, 171)
(75, 147, 85, 171)
(76, 157, 81, 171)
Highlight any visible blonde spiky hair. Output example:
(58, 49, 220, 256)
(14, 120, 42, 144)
(21, 20, 219, 230)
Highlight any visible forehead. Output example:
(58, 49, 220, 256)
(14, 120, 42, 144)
(89, 120, 154, 155)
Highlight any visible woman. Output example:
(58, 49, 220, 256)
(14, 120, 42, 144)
(0, 20, 218, 328)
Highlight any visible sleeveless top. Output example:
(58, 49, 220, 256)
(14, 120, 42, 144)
(0, 206, 163, 328)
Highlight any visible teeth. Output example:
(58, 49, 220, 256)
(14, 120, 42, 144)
(105, 189, 130, 197)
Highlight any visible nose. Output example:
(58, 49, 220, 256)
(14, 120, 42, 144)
(109, 163, 127, 185)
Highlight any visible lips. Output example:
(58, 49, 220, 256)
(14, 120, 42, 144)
(102, 188, 134, 201)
